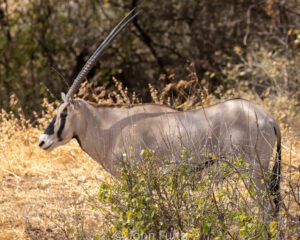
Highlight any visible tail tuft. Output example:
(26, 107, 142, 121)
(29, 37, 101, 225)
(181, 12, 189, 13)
(270, 125, 281, 215)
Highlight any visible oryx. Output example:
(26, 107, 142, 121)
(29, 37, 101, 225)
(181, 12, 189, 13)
(39, 9, 281, 215)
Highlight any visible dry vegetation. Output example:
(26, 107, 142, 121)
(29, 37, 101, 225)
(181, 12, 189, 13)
(0, 77, 299, 239)
(0, 108, 112, 239)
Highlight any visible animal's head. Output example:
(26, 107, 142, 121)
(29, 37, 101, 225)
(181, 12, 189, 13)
(38, 97, 82, 151)
(39, 9, 139, 151)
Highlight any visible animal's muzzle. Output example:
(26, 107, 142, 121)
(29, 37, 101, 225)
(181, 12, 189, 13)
(38, 134, 54, 150)
(39, 140, 45, 147)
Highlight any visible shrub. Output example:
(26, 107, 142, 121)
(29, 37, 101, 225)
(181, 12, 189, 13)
(96, 148, 280, 239)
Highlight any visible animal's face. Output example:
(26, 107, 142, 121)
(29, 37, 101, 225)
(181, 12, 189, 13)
(39, 102, 77, 151)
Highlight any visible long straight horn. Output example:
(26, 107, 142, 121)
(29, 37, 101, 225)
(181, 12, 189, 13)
(65, 8, 139, 100)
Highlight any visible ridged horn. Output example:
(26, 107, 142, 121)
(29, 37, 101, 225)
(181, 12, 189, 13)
(65, 8, 139, 100)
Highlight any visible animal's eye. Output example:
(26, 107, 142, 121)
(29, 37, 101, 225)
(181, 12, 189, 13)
(61, 111, 67, 115)
(60, 108, 68, 117)
(60, 112, 67, 118)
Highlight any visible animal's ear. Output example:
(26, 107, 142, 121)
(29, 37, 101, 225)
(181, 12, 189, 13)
(61, 92, 67, 102)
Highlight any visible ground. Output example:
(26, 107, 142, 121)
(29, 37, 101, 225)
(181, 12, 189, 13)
(0, 135, 112, 239)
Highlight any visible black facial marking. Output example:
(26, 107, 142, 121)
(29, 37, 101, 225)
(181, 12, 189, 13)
(57, 107, 68, 141)
(44, 116, 57, 135)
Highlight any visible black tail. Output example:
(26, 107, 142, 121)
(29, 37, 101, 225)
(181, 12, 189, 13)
(270, 124, 281, 215)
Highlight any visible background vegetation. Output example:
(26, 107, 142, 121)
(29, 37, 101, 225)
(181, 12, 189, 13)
(0, 0, 299, 116)
(0, 0, 299, 239)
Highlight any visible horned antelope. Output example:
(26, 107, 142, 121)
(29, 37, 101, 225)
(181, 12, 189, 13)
(39, 9, 281, 215)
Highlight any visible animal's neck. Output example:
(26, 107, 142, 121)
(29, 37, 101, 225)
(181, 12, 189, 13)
(73, 102, 129, 174)
(71, 100, 176, 176)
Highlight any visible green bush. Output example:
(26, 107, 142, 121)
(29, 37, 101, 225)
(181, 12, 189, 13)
(96, 148, 279, 239)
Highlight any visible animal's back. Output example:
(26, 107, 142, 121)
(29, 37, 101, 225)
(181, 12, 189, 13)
(113, 99, 278, 169)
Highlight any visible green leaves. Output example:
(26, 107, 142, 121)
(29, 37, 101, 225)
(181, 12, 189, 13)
(98, 148, 277, 239)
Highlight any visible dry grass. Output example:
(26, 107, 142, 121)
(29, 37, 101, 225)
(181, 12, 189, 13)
(0, 81, 299, 238)
(0, 108, 112, 239)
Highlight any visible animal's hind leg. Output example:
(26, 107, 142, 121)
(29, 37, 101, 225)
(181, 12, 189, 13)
(249, 149, 279, 219)
(235, 144, 275, 219)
